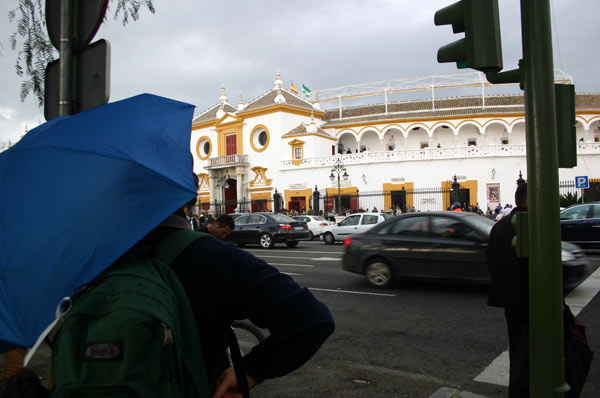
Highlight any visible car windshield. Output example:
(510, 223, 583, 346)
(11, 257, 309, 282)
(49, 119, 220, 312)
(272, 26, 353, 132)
(462, 215, 495, 236)
(313, 216, 327, 221)
(270, 213, 296, 223)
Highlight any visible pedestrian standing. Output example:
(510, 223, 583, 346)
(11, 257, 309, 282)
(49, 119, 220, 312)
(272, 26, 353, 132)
(486, 182, 529, 397)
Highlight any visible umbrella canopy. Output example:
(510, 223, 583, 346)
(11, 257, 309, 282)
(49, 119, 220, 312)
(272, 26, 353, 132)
(0, 94, 197, 351)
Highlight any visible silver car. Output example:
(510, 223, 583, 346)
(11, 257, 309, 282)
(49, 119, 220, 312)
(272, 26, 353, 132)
(320, 213, 393, 244)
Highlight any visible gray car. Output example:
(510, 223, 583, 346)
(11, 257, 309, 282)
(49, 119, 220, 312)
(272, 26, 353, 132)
(343, 211, 596, 290)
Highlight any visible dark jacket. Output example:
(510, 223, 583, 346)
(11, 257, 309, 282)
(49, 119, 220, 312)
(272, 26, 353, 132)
(486, 206, 529, 312)
(129, 217, 335, 385)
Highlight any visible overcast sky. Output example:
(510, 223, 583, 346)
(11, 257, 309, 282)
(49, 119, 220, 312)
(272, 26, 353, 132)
(1, 0, 599, 144)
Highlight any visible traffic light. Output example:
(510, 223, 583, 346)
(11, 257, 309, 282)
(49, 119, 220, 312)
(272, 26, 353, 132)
(435, 0, 503, 73)
(555, 84, 577, 168)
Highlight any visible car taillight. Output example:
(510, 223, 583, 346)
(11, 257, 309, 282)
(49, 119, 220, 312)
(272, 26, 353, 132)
(319, 223, 328, 226)
(280, 224, 292, 230)
(344, 236, 352, 247)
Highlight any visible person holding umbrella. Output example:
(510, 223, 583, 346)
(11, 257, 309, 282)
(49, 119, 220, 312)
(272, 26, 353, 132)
(0, 94, 334, 397)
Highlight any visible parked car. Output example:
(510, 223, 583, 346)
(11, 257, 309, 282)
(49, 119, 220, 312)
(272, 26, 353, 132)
(321, 213, 393, 244)
(226, 212, 310, 248)
(342, 211, 596, 290)
(560, 202, 600, 254)
(293, 215, 334, 240)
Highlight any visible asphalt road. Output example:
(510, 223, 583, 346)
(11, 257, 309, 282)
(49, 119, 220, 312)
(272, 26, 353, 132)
(6, 240, 599, 397)
(244, 240, 600, 398)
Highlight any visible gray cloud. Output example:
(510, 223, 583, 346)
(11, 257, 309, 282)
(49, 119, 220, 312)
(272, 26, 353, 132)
(1, 0, 598, 143)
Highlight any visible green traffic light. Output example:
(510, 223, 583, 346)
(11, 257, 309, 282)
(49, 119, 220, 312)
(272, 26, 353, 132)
(457, 60, 468, 69)
(434, 0, 503, 73)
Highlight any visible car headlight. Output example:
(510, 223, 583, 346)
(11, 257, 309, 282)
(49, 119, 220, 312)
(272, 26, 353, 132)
(562, 249, 575, 262)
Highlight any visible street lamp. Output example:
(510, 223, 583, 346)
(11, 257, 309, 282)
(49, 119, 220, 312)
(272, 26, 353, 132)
(329, 158, 349, 214)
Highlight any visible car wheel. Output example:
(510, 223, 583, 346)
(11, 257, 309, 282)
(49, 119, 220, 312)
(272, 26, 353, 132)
(366, 259, 394, 288)
(286, 240, 299, 248)
(323, 232, 335, 245)
(308, 231, 314, 241)
(259, 233, 274, 249)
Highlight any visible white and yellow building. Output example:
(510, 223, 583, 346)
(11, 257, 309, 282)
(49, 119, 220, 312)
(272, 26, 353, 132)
(190, 71, 600, 214)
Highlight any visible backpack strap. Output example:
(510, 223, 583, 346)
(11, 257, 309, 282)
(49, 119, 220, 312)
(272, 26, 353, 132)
(151, 229, 214, 397)
(154, 229, 214, 264)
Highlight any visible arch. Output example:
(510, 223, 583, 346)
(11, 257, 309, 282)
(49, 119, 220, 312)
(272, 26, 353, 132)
(382, 124, 406, 136)
(335, 129, 358, 138)
(382, 127, 403, 150)
(430, 123, 456, 148)
(431, 121, 457, 135)
(455, 121, 483, 147)
(359, 129, 381, 152)
(405, 125, 431, 149)
(482, 119, 511, 135)
(509, 118, 526, 131)
(406, 123, 431, 138)
(337, 131, 359, 154)
(456, 120, 484, 132)
(357, 126, 381, 141)
(481, 120, 510, 146)
(576, 116, 600, 131)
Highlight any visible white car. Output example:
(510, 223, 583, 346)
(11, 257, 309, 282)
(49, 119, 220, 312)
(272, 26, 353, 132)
(293, 215, 333, 240)
(320, 213, 393, 244)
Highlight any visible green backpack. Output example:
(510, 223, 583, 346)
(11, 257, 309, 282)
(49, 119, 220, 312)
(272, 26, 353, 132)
(50, 229, 212, 398)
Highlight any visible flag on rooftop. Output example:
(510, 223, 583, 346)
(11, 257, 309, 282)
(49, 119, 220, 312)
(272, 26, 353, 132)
(290, 81, 299, 94)
(302, 83, 311, 97)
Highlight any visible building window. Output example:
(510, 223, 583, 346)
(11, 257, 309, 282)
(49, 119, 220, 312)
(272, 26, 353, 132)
(294, 147, 302, 159)
(420, 142, 429, 149)
(226, 134, 237, 155)
(468, 138, 477, 146)
(250, 125, 270, 152)
(258, 131, 267, 146)
(196, 136, 212, 160)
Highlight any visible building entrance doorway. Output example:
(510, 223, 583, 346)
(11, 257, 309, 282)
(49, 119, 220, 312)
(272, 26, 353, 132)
(391, 190, 407, 213)
(289, 196, 306, 213)
(224, 179, 237, 214)
(449, 188, 470, 209)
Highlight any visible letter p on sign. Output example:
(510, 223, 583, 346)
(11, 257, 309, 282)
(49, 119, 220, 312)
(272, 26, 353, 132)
(575, 176, 589, 189)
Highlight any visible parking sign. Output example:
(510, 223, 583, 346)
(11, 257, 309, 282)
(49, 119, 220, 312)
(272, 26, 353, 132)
(575, 176, 589, 189)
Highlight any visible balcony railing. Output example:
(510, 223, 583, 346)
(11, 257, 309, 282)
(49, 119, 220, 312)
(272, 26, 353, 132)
(280, 142, 600, 169)
(207, 154, 249, 169)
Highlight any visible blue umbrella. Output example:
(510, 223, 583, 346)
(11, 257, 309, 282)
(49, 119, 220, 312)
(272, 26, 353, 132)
(0, 94, 197, 351)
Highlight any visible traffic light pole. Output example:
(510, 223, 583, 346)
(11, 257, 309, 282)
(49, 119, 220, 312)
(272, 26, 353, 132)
(520, 0, 567, 395)
(59, 0, 73, 116)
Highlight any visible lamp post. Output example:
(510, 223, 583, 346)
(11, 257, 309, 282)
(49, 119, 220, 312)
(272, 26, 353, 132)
(329, 158, 349, 214)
